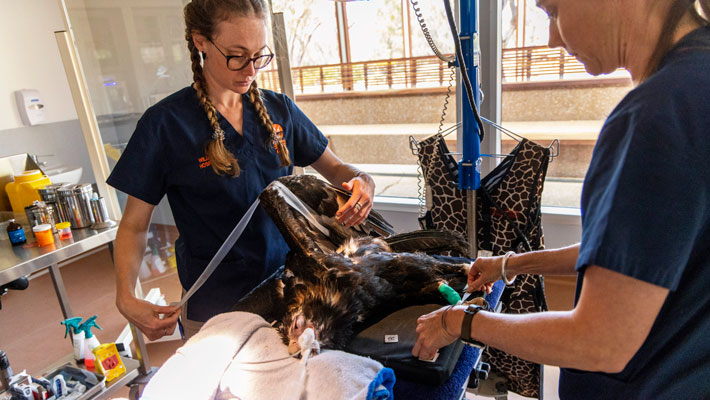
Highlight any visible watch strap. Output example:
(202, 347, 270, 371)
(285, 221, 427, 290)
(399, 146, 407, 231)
(461, 304, 486, 348)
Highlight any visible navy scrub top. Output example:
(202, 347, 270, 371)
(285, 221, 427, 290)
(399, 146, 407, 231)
(559, 27, 710, 398)
(107, 86, 328, 322)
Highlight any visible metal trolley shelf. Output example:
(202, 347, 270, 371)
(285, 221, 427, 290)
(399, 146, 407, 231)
(0, 224, 154, 399)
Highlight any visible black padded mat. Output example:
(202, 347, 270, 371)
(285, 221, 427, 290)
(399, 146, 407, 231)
(346, 304, 464, 386)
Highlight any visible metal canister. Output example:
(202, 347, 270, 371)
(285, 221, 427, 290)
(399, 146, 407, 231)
(38, 184, 68, 223)
(57, 185, 74, 225)
(38, 186, 57, 203)
(25, 203, 57, 233)
(55, 183, 74, 223)
(90, 196, 116, 229)
(58, 184, 95, 228)
(24, 205, 37, 232)
(32, 204, 57, 233)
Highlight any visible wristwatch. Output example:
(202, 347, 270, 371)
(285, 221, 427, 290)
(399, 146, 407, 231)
(460, 304, 486, 348)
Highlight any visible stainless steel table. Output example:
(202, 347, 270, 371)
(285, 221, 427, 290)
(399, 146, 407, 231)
(0, 226, 118, 318)
(0, 225, 155, 399)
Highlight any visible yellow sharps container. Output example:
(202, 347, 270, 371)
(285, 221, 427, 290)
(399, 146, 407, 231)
(5, 170, 52, 213)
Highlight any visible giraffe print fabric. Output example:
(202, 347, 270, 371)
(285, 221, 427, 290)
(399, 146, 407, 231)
(416, 134, 550, 398)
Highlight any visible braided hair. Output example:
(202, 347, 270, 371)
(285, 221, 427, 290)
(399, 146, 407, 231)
(184, 0, 291, 176)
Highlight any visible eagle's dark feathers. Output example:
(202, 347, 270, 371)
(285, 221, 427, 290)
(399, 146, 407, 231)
(234, 175, 477, 354)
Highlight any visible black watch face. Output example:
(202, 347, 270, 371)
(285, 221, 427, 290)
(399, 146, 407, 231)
(466, 304, 483, 313)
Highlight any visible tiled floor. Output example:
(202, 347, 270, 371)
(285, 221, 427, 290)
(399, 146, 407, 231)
(0, 246, 575, 399)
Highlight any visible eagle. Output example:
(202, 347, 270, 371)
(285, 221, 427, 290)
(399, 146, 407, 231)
(234, 175, 478, 354)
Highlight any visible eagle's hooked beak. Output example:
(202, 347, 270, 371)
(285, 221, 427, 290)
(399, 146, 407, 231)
(287, 313, 317, 355)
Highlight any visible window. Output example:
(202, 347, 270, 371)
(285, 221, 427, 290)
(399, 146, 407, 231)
(270, 0, 457, 201)
(267, 0, 634, 209)
(499, 0, 632, 208)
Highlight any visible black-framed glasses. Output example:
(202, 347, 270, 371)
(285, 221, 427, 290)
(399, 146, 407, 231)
(208, 39, 274, 71)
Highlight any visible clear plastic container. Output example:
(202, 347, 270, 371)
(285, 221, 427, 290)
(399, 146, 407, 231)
(56, 221, 73, 240)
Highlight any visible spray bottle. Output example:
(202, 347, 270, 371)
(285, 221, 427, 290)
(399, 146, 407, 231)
(0, 349, 14, 392)
(79, 315, 102, 368)
(60, 317, 85, 361)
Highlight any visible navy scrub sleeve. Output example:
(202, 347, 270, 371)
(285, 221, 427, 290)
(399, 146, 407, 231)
(108, 86, 329, 322)
(106, 106, 170, 206)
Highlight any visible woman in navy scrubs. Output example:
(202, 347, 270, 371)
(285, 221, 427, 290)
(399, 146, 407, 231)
(413, 0, 710, 398)
(108, 0, 375, 340)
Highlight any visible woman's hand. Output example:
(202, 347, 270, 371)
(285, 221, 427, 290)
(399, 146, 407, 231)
(468, 256, 503, 293)
(113, 195, 180, 340)
(336, 173, 375, 226)
(412, 305, 462, 361)
(117, 294, 181, 341)
(309, 149, 376, 226)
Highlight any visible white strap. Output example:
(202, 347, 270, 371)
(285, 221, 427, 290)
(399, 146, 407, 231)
(175, 198, 261, 308)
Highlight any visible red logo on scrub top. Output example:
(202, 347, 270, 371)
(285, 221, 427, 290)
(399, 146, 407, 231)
(272, 124, 286, 153)
(198, 156, 211, 169)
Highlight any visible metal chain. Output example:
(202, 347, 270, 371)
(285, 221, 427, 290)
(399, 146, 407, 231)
(411, 66, 457, 221)
(437, 66, 456, 136)
(409, 135, 427, 219)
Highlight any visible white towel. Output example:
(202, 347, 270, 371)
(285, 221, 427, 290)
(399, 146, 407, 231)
(141, 311, 394, 400)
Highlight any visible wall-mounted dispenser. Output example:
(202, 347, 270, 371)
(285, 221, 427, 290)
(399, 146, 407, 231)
(14, 89, 47, 126)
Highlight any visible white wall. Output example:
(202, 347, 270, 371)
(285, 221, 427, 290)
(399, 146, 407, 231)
(0, 0, 77, 130)
(0, 120, 93, 183)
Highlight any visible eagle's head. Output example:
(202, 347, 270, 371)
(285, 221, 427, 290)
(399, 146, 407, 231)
(280, 269, 367, 355)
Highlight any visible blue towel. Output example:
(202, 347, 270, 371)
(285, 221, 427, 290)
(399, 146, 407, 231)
(368, 367, 396, 400)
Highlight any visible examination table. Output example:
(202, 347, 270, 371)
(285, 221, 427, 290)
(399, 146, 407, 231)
(142, 278, 504, 400)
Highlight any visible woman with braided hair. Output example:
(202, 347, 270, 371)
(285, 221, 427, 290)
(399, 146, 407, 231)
(414, 0, 710, 398)
(108, 0, 375, 340)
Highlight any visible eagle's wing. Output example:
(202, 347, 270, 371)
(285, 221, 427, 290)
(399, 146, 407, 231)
(324, 181, 396, 237)
(259, 179, 336, 256)
(384, 229, 470, 258)
(260, 175, 396, 256)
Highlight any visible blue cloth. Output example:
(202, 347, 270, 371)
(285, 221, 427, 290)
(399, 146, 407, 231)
(107, 86, 328, 321)
(560, 26, 710, 399)
(368, 367, 396, 400)
(393, 280, 505, 399)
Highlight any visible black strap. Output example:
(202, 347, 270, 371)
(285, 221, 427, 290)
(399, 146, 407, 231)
(461, 304, 486, 348)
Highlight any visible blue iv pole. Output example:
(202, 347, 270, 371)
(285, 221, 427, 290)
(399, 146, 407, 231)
(456, 0, 482, 257)
(457, 0, 482, 192)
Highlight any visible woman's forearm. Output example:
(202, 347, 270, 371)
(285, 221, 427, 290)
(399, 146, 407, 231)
(506, 243, 580, 276)
(114, 223, 149, 303)
(113, 196, 155, 306)
(325, 162, 368, 188)
(448, 264, 668, 372)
